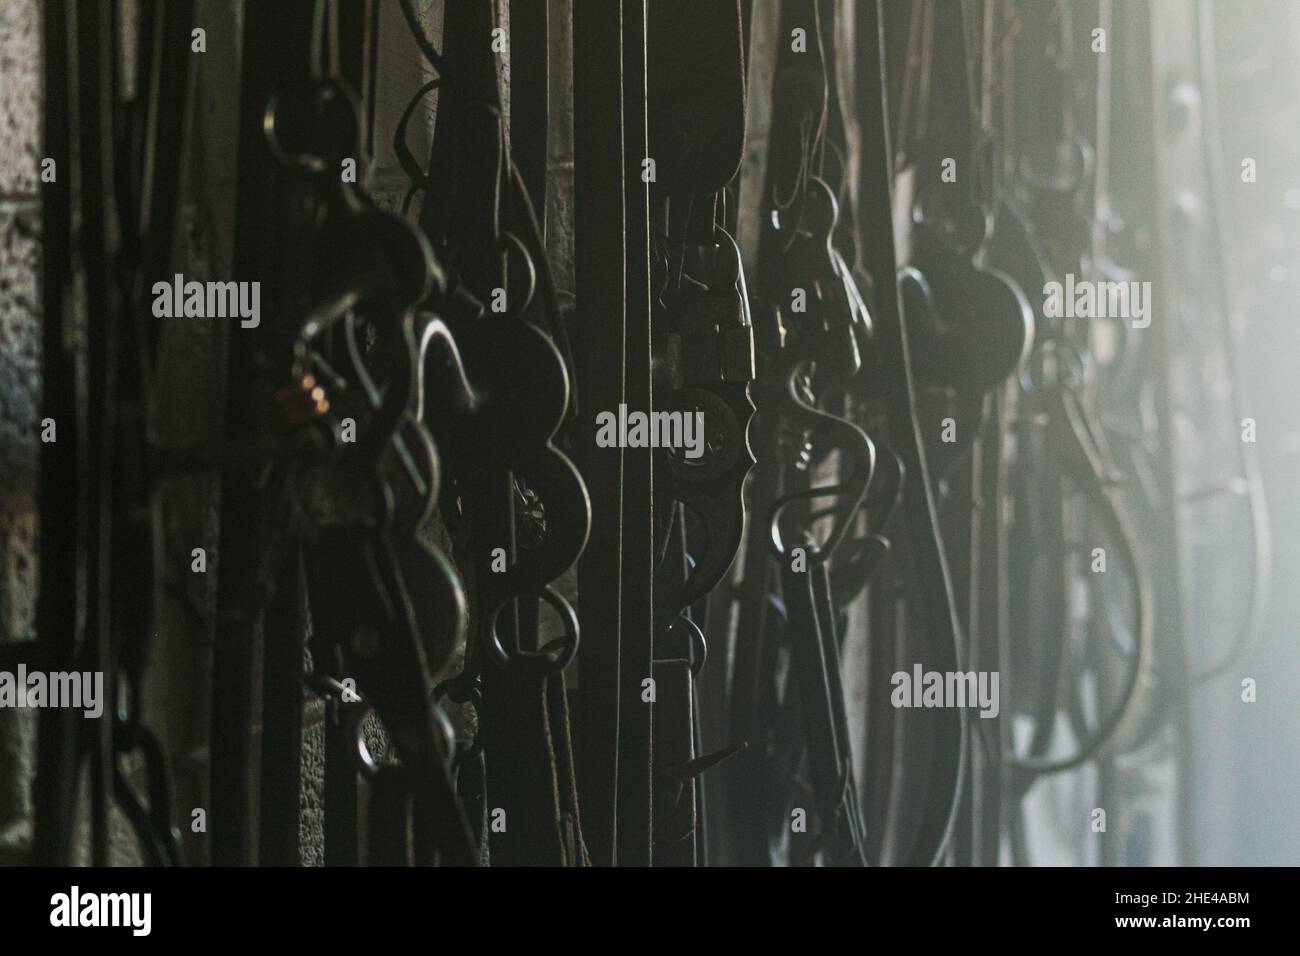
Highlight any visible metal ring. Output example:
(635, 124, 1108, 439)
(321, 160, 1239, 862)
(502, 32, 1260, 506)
(666, 615, 708, 677)
(485, 583, 579, 673)
(1019, 334, 1088, 394)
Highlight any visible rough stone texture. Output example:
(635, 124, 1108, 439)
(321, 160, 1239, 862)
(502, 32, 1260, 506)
(0, 0, 42, 860)
(0, 203, 40, 630)
(0, 0, 41, 199)
(298, 708, 326, 866)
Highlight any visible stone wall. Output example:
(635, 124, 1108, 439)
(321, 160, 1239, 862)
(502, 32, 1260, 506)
(0, 0, 43, 864)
